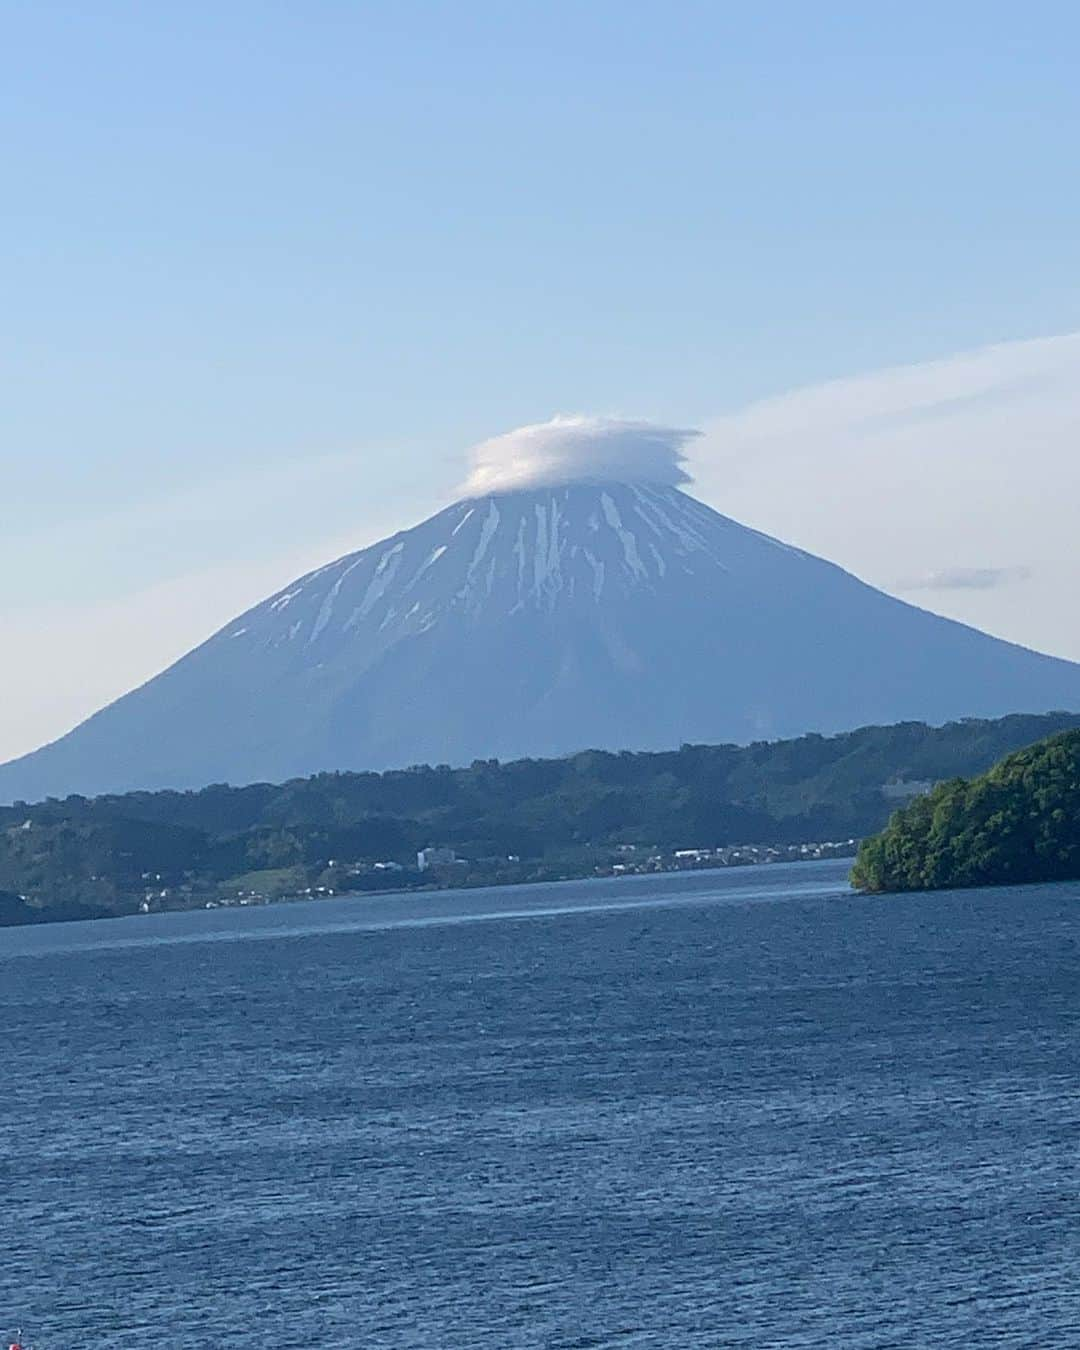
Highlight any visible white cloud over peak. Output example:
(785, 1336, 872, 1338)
(461, 415, 699, 495)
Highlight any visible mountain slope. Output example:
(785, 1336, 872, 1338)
(4, 482, 1080, 801)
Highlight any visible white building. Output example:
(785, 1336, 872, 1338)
(417, 846, 457, 871)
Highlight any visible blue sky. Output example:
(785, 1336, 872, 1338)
(4, 2, 1080, 758)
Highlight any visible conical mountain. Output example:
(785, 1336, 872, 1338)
(4, 480, 1080, 801)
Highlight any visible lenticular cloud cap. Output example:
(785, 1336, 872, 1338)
(461, 414, 700, 496)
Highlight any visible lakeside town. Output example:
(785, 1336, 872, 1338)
(184, 837, 859, 914)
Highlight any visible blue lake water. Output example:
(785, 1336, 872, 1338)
(2, 859, 1079, 1347)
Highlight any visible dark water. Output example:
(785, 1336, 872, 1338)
(3, 860, 1079, 1348)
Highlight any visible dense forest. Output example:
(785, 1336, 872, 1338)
(2, 711, 1078, 923)
(852, 729, 1080, 893)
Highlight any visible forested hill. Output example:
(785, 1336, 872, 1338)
(2, 711, 1078, 922)
(851, 729, 1080, 893)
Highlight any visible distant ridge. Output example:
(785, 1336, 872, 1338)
(3, 481, 1080, 802)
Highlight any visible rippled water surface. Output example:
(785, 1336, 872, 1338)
(3, 860, 1079, 1347)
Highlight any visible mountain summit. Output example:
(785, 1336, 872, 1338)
(4, 480, 1080, 800)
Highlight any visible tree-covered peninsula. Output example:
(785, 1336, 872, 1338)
(851, 729, 1080, 893)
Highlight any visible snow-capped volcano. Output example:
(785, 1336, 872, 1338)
(4, 479, 1080, 801)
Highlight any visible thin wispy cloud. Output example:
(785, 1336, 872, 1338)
(901, 566, 1032, 593)
(691, 331, 1080, 665)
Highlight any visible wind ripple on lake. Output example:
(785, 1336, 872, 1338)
(2, 860, 1079, 1347)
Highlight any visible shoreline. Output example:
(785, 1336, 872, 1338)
(1, 851, 856, 930)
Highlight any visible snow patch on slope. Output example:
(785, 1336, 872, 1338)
(347, 542, 405, 627)
(310, 557, 364, 643)
(601, 491, 648, 581)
